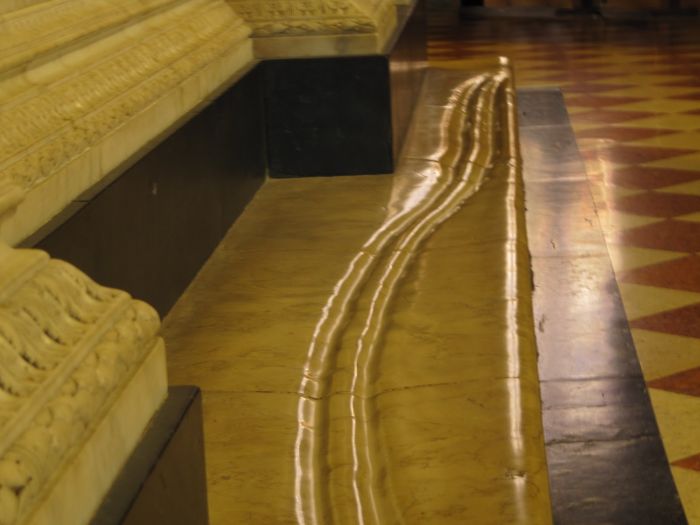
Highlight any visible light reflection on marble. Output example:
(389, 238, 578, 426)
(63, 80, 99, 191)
(163, 66, 551, 524)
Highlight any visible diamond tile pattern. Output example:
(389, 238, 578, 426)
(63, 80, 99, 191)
(620, 255, 700, 293)
(570, 110, 659, 124)
(565, 83, 635, 93)
(670, 93, 700, 101)
(428, 11, 700, 520)
(580, 145, 696, 165)
(630, 303, 700, 340)
(611, 192, 700, 218)
(574, 127, 678, 141)
(603, 167, 700, 191)
(564, 95, 646, 107)
(617, 220, 700, 252)
(649, 367, 700, 398)
(674, 454, 700, 472)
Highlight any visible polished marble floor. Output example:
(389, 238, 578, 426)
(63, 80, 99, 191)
(428, 6, 700, 522)
(163, 67, 554, 523)
(159, 5, 700, 524)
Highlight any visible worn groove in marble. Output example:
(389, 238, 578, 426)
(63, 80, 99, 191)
(427, 12, 700, 517)
(163, 67, 551, 524)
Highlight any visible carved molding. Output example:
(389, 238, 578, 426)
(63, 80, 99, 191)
(229, 0, 398, 57)
(0, 0, 254, 245)
(231, 0, 377, 36)
(0, 243, 164, 524)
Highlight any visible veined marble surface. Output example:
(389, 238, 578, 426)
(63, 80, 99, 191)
(164, 66, 552, 524)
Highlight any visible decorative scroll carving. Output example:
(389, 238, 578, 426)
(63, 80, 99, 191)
(0, 0, 254, 244)
(0, 243, 164, 524)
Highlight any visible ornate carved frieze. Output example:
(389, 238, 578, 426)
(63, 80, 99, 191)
(0, 0, 410, 243)
(0, 0, 254, 245)
(0, 243, 166, 524)
(229, 0, 398, 58)
(232, 0, 376, 36)
(0, 0, 179, 78)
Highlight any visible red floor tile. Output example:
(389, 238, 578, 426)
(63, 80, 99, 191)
(562, 83, 634, 94)
(574, 127, 678, 142)
(658, 79, 700, 88)
(616, 219, 700, 252)
(565, 95, 646, 108)
(630, 302, 700, 339)
(669, 92, 700, 101)
(581, 146, 695, 165)
(610, 191, 700, 218)
(649, 67, 700, 77)
(651, 53, 700, 62)
(673, 453, 700, 472)
(532, 72, 623, 83)
(583, 127, 679, 142)
(429, 52, 467, 59)
(603, 166, 700, 190)
(562, 45, 601, 52)
(620, 58, 664, 65)
(620, 255, 700, 293)
(569, 110, 658, 125)
(566, 53, 602, 60)
(518, 55, 570, 63)
(648, 366, 700, 397)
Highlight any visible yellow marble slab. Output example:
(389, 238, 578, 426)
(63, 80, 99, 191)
(163, 68, 551, 524)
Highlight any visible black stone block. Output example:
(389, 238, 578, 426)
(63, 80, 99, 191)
(92, 387, 208, 525)
(265, 1, 427, 177)
(264, 55, 394, 177)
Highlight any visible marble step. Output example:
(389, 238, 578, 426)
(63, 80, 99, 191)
(163, 64, 553, 524)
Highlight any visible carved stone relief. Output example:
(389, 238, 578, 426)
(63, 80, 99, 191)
(228, 0, 398, 58)
(0, 0, 255, 245)
(0, 242, 167, 524)
(0, 0, 410, 243)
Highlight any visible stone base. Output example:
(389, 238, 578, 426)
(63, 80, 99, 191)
(264, 0, 427, 177)
(91, 387, 208, 525)
(26, 343, 168, 525)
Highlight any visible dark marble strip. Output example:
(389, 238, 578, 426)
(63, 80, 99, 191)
(263, 0, 427, 178)
(518, 87, 687, 525)
(92, 387, 208, 525)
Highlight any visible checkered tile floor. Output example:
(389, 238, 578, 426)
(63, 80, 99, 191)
(427, 8, 700, 522)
